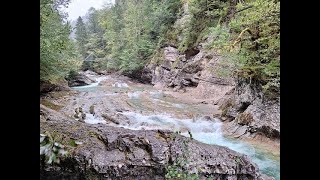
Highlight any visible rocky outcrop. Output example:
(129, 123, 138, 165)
(142, 44, 235, 103)
(40, 80, 70, 94)
(40, 105, 272, 180)
(66, 72, 96, 87)
(219, 80, 280, 140)
(144, 45, 233, 88)
(142, 43, 279, 142)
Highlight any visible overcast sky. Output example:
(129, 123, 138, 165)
(63, 0, 114, 21)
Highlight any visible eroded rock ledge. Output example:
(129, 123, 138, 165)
(40, 105, 272, 180)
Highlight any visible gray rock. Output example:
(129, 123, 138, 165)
(101, 113, 120, 124)
(221, 80, 280, 139)
(40, 105, 272, 180)
(40, 80, 70, 94)
(67, 72, 96, 87)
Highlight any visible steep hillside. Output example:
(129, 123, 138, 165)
(142, 0, 280, 141)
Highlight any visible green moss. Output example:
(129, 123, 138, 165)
(150, 49, 165, 65)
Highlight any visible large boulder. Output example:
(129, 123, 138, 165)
(40, 105, 272, 180)
(66, 72, 96, 87)
(220, 81, 280, 140)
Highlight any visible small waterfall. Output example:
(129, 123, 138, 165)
(71, 76, 109, 89)
(112, 82, 129, 88)
(84, 113, 106, 124)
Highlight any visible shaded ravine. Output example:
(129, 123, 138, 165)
(70, 74, 280, 180)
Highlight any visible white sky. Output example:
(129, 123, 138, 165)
(63, 0, 114, 21)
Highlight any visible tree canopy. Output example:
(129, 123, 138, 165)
(40, 0, 82, 83)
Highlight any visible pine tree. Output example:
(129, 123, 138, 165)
(75, 16, 88, 58)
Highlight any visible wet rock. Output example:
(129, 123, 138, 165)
(40, 105, 272, 180)
(74, 107, 86, 123)
(66, 72, 96, 87)
(202, 115, 213, 121)
(115, 109, 123, 112)
(101, 113, 120, 124)
(83, 70, 98, 76)
(89, 105, 95, 115)
(233, 125, 248, 138)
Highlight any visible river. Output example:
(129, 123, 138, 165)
(68, 73, 280, 180)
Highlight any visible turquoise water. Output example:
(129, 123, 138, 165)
(119, 112, 280, 180)
(71, 76, 280, 179)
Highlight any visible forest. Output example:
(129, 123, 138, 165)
(40, 0, 279, 98)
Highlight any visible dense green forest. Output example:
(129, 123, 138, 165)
(40, 0, 279, 97)
(40, 0, 82, 83)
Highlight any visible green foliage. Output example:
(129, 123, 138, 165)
(230, 0, 280, 97)
(165, 159, 197, 180)
(205, 25, 231, 51)
(178, 0, 228, 52)
(40, 0, 82, 83)
(69, 139, 83, 147)
(203, 0, 279, 99)
(97, 0, 182, 74)
(40, 132, 68, 164)
(165, 132, 199, 179)
(75, 16, 88, 58)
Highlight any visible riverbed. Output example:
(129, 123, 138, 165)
(62, 73, 280, 179)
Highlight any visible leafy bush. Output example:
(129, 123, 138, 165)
(203, 0, 280, 98)
(40, 132, 68, 164)
(229, 0, 280, 96)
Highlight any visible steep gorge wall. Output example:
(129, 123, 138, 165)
(142, 0, 279, 141)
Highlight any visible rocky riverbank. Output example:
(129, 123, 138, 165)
(40, 104, 273, 180)
(40, 71, 279, 179)
(141, 44, 280, 147)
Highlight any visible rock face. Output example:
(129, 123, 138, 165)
(141, 34, 279, 143)
(66, 72, 96, 87)
(143, 45, 233, 92)
(219, 81, 280, 140)
(40, 105, 272, 180)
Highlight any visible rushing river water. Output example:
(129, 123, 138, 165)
(71, 75, 280, 180)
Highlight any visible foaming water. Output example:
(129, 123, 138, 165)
(71, 76, 109, 90)
(112, 82, 129, 88)
(128, 92, 141, 99)
(68, 75, 279, 179)
(84, 113, 106, 124)
(149, 90, 164, 98)
(117, 112, 280, 180)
